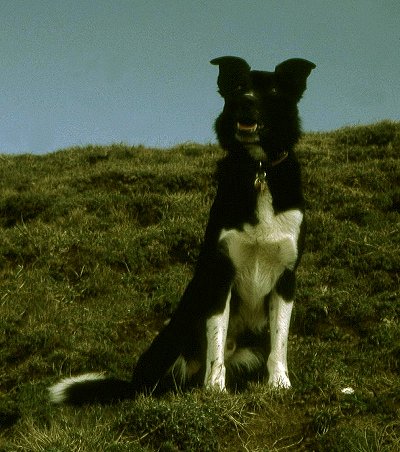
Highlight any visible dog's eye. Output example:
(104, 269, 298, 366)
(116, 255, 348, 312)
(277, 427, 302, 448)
(222, 85, 247, 97)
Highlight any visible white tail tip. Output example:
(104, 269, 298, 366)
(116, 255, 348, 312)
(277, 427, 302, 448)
(48, 372, 106, 404)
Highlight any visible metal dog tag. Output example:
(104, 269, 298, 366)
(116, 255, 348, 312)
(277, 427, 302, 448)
(254, 170, 267, 191)
(254, 161, 267, 191)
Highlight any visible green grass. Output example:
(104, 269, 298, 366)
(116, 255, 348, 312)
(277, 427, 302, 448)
(0, 121, 399, 451)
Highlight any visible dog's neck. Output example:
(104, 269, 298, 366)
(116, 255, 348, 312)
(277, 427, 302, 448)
(244, 144, 289, 192)
(244, 144, 266, 162)
(244, 144, 289, 167)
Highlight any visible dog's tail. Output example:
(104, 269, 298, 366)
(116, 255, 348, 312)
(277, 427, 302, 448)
(48, 373, 136, 405)
(48, 314, 189, 405)
(48, 282, 205, 405)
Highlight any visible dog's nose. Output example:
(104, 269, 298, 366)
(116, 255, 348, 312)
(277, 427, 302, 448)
(237, 92, 259, 124)
(241, 91, 257, 105)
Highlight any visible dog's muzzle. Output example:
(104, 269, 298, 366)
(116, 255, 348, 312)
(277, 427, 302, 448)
(234, 92, 263, 144)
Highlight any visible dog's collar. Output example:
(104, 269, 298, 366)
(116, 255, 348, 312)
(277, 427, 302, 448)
(270, 150, 289, 167)
(254, 151, 289, 191)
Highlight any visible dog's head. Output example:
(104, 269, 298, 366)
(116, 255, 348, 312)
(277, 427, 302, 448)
(211, 56, 315, 160)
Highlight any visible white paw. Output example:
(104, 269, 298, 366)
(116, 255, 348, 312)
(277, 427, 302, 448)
(204, 362, 226, 391)
(267, 360, 291, 389)
(268, 372, 291, 389)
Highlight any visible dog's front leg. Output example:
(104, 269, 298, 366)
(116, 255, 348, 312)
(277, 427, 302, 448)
(204, 292, 231, 391)
(267, 290, 293, 389)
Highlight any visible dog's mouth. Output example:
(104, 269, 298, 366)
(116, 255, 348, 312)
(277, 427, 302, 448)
(237, 122, 258, 133)
(235, 121, 263, 143)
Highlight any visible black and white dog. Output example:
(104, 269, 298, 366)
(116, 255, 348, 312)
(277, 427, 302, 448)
(50, 56, 315, 404)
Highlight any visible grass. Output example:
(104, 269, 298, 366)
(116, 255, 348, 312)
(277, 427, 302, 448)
(0, 121, 399, 451)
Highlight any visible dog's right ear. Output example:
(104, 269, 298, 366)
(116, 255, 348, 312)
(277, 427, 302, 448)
(210, 56, 251, 97)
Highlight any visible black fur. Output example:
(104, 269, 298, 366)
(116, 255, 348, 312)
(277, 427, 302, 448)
(49, 56, 315, 405)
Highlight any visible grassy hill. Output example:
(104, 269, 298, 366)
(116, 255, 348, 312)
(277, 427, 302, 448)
(0, 121, 399, 451)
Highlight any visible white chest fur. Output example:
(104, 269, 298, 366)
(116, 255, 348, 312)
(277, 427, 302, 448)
(219, 188, 303, 317)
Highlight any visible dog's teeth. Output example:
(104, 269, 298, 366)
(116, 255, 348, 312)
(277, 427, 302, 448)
(237, 122, 257, 133)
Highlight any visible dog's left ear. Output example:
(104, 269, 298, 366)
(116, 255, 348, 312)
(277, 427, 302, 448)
(210, 56, 251, 97)
(275, 59, 316, 100)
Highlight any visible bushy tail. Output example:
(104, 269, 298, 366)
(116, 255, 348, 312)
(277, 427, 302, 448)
(48, 292, 200, 405)
(49, 373, 135, 405)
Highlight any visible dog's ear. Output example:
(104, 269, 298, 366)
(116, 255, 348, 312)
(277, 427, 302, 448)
(210, 56, 251, 97)
(274, 59, 316, 100)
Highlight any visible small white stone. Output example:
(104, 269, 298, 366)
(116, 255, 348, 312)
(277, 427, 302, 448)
(341, 387, 355, 395)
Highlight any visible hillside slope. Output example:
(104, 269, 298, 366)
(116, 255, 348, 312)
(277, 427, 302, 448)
(0, 121, 399, 451)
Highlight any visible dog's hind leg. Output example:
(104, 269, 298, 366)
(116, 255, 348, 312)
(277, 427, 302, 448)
(130, 300, 195, 393)
(267, 290, 293, 389)
(131, 251, 235, 393)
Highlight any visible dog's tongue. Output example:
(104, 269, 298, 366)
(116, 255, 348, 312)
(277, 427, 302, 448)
(237, 122, 257, 133)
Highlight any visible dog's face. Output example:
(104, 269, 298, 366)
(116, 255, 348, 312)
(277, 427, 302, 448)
(211, 56, 315, 158)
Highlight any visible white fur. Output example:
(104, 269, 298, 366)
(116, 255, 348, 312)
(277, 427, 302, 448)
(170, 356, 201, 389)
(48, 372, 105, 404)
(226, 347, 264, 373)
(204, 293, 231, 390)
(219, 188, 302, 324)
(218, 186, 302, 388)
(268, 292, 293, 388)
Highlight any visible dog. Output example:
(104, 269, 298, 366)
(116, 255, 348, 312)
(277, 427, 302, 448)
(49, 56, 315, 404)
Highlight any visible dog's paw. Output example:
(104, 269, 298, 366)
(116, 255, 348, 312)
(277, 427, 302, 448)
(268, 372, 291, 389)
(204, 363, 226, 391)
(267, 360, 291, 389)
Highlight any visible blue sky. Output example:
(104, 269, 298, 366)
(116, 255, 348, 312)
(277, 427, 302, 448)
(1, 0, 399, 154)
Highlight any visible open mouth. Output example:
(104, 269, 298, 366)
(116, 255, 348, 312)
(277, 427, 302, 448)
(235, 121, 262, 143)
(237, 122, 258, 133)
